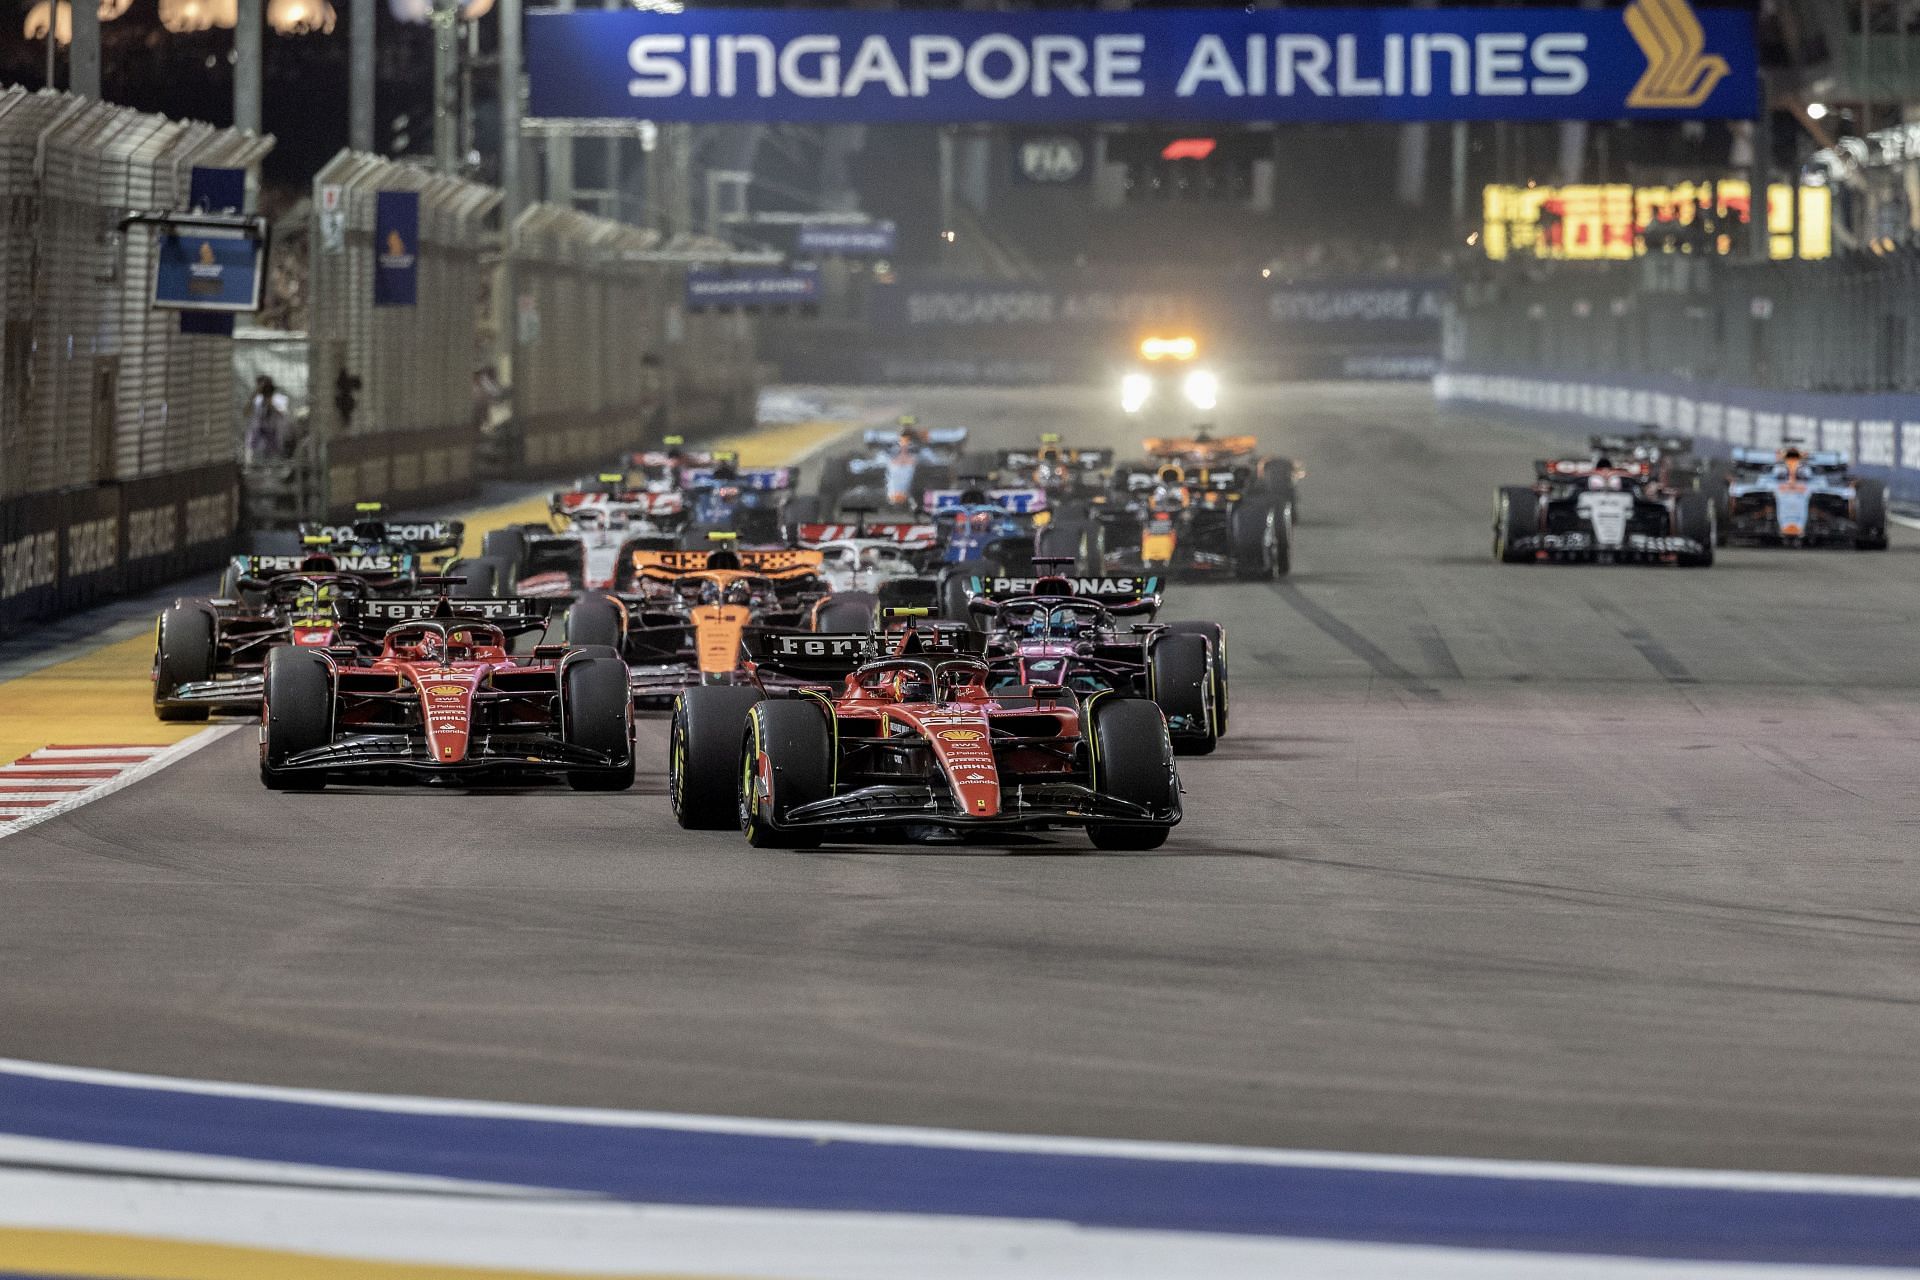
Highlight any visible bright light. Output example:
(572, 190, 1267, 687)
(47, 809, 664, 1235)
(1161, 137, 1217, 161)
(268, 0, 334, 34)
(1184, 369, 1219, 412)
(1139, 335, 1197, 362)
(1807, 102, 1829, 120)
(1260, 267, 1271, 278)
(1120, 374, 1152, 415)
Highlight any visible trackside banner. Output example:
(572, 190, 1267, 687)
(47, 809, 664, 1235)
(525, 1, 1757, 124)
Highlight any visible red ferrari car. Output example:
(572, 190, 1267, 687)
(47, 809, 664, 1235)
(258, 597, 633, 791)
(668, 617, 1181, 850)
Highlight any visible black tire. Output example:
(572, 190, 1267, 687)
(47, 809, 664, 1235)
(1494, 485, 1540, 564)
(814, 592, 878, 633)
(563, 655, 635, 791)
(1230, 495, 1288, 580)
(153, 605, 215, 722)
(260, 647, 332, 790)
(1036, 515, 1105, 573)
(940, 559, 996, 624)
(670, 685, 765, 829)
(565, 594, 625, 651)
(1673, 491, 1714, 567)
(1162, 620, 1228, 738)
(1854, 479, 1889, 550)
(482, 528, 528, 582)
(1086, 697, 1176, 851)
(740, 700, 833, 849)
(1263, 456, 1298, 495)
(1706, 473, 1731, 547)
(1148, 633, 1216, 756)
(448, 556, 504, 597)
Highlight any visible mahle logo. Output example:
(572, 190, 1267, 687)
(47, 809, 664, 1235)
(1625, 0, 1730, 109)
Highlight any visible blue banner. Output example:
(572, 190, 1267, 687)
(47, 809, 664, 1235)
(374, 191, 419, 308)
(797, 222, 896, 255)
(686, 268, 820, 308)
(152, 229, 261, 313)
(173, 167, 252, 332)
(526, 1, 1756, 125)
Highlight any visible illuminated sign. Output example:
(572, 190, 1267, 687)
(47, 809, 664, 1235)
(1481, 181, 1831, 262)
(525, 4, 1757, 124)
(1161, 138, 1218, 161)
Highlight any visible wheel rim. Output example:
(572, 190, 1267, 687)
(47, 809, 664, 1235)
(669, 716, 686, 813)
(739, 719, 760, 834)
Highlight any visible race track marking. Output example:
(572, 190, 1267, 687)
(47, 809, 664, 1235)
(0, 1057, 1916, 1276)
(0, 731, 238, 841)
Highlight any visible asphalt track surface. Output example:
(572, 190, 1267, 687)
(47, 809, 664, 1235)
(5, 383, 1920, 1180)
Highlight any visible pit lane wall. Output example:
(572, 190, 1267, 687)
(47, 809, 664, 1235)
(1434, 368, 1920, 504)
(0, 89, 268, 637)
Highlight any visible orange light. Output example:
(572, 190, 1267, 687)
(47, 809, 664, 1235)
(1161, 138, 1217, 161)
(1139, 335, 1198, 362)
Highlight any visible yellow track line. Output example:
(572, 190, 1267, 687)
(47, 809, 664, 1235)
(0, 1228, 732, 1280)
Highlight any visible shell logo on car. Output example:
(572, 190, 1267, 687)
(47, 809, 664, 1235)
(427, 685, 464, 697)
(939, 729, 985, 743)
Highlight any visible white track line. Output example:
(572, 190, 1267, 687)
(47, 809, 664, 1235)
(3, 1055, 1918, 1200)
(0, 728, 238, 842)
(1889, 513, 1920, 531)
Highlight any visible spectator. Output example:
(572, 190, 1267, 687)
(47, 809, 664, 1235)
(244, 376, 292, 463)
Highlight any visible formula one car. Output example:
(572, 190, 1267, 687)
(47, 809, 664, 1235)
(154, 537, 470, 721)
(990, 434, 1113, 507)
(1713, 444, 1888, 549)
(791, 513, 944, 628)
(258, 596, 633, 791)
(563, 539, 829, 705)
(1097, 449, 1292, 580)
(667, 614, 1181, 850)
(920, 484, 1063, 617)
(1590, 431, 1704, 493)
(1495, 457, 1714, 566)
(677, 453, 810, 544)
(817, 419, 972, 511)
(476, 473, 689, 598)
(965, 562, 1227, 756)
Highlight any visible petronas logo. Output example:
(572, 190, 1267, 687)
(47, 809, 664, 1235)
(1625, 0, 1731, 109)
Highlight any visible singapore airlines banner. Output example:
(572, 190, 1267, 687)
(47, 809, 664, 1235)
(525, 0, 1757, 125)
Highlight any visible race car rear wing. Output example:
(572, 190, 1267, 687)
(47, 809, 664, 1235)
(1534, 458, 1652, 482)
(351, 597, 562, 625)
(793, 521, 938, 548)
(924, 487, 1048, 514)
(967, 573, 1164, 609)
(1591, 432, 1689, 455)
(679, 465, 794, 492)
(863, 426, 968, 448)
(747, 620, 984, 680)
(996, 446, 1112, 471)
(1730, 445, 1849, 467)
(629, 547, 824, 578)
(1143, 434, 1256, 459)
(297, 517, 463, 556)
(235, 551, 413, 578)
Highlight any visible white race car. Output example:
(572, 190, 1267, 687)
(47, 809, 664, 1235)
(792, 519, 943, 624)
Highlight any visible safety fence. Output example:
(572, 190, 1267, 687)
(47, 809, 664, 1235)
(0, 88, 268, 634)
(303, 151, 758, 518)
(1435, 368, 1920, 504)
(1449, 256, 1920, 396)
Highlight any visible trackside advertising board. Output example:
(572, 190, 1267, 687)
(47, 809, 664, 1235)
(525, 0, 1757, 124)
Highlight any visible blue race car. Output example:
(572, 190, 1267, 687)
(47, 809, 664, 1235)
(1716, 445, 1888, 550)
(819, 421, 972, 511)
(678, 455, 808, 545)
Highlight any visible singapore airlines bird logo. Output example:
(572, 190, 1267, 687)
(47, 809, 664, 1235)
(1625, 0, 1730, 109)
(386, 229, 407, 258)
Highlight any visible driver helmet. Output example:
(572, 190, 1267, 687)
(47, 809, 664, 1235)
(398, 630, 442, 662)
(888, 671, 934, 702)
(723, 582, 754, 607)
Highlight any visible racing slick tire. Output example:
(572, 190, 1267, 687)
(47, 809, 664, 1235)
(1086, 697, 1176, 852)
(1673, 492, 1715, 568)
(482, 528, 528, 583)
(1494, 485, 1540, 564)
(1230, 495, 1289, 580)
(153, 605, 215, 722)
(260, 647, 332, 791)
(1162, 620, 1229, 738)
(1854, 479, 1890, 550)
(1262, 456, 1299, 510)
(740, 700, 832, 849)
(1036, 514, 1106, 573)
(562, 655, 635, 791)
(448, 556, 505, 597)
(940, 559, 996, 626)
(814, 592, 878, 633)
(1148, 633, 1217, 756)
(671, 686, 766, 829)
(1705, 473, 1732, 547)
(564, 594, 625, 651)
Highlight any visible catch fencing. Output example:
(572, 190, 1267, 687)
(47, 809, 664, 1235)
(1440, 255, 1920, 502)
(304, 152, 759, 518)
(0, 88, 269, 634)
